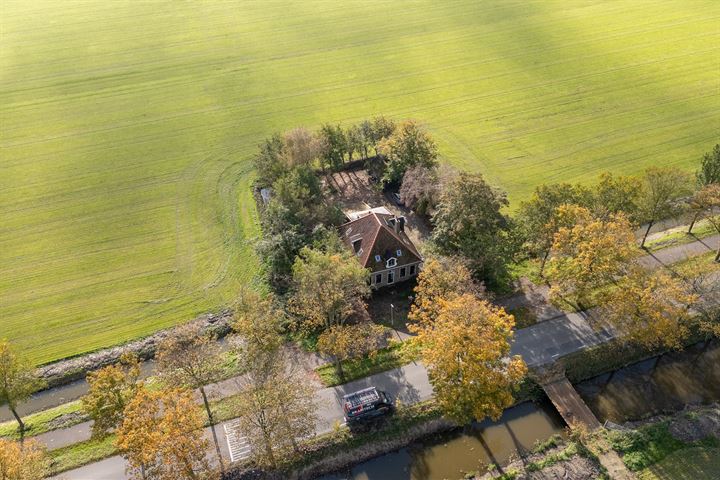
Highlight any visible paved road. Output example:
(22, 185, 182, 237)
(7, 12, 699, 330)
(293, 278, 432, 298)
(48, 234, 718, 479)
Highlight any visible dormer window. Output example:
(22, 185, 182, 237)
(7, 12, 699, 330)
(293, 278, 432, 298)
(396, 249, 402, 257)
(386, 258, 397, 268)
(374, 254, 381, 262)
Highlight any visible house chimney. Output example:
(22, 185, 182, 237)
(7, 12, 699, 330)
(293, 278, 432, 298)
(398, 216, 405, 233)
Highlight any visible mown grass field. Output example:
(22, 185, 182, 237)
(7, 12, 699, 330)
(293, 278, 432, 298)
(1, 0, 718, 364)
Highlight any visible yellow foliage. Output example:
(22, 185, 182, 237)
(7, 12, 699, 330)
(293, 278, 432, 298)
(600, 268, 698, 350)
(546, 206, 637, 309)
(414, 294, 527, 424)
(116, 387, 215, 480)
(0, 438, 49, 480)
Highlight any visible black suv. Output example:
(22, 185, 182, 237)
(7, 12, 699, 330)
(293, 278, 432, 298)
(342, 387, 394, 424)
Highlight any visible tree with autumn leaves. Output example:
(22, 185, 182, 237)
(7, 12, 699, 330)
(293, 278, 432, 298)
(599, 267, 698, 350)
(545, 205, 637, 311)
(231, 291, 316, 468)
(0, 438, 49, 480)
(81, 352, 141, 439)
(409, 260, 526, 424)
(116, 386, 216, 480)
(0, 340, 45, 437)
(156, 324, 226, 473)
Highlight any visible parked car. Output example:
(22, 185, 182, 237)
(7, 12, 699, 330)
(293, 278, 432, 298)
(390, 192, 404, 206)
(342, 387, 394, 424)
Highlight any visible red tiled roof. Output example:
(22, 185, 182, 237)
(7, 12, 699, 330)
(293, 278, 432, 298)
(339, 212, 422, 272)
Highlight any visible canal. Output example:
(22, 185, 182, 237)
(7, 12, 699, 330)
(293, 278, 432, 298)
(320, 340, 720, 480)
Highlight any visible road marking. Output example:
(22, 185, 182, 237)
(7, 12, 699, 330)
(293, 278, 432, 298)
(224, 420, 251, 463)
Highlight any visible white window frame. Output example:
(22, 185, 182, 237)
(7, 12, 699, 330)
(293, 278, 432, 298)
(409, 264, 416, 275)
(387, 270, 395, 284)
(396, 249, 402, 257)
(374, 254, 382, 262)
(375, 273, 382, 284)
(386, 257, 397, 268)
(400, 266, 406, 278)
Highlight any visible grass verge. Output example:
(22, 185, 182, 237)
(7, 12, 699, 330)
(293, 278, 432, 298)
(0, 401, 85, 440)
(645, 220, 715, 252)
(637, 446, 720, 480)
(607, 421, 720, 472)
(48, 435, 118, 476)
(314, 340, 421, 387)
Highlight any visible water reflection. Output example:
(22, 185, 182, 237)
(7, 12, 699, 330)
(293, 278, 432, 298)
(319, 400, 565, 480)
(576, 340, 720, 423)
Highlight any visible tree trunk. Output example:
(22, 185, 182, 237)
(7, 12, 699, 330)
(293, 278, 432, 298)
(200, 387, 224, 474)
(9, 404, 25, 438)
(539, 249, 550, 277)
(640, 220, 654, 249)
(688, 212, 700, 234)
(335, 358, 345, 383)
(715, 245, 720, 263)
(262, 431, 276, 468)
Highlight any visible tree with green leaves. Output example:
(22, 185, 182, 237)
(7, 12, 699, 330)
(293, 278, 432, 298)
(369, 115, 396, 155)
(156, 323, 225, 472)
(359, 120, 374, 158)
(697, 144, 720, 187)
(288, 246, 370, 334)
(516, 182, 593, 275)
(318, 124, 347, 171)
(688, 184, 720, 260)
(345, 124, 366, 162)
(0, 340, 45, 436)
(431, 172, 513, 285)
(593, 172, 642, 222)
(81, 352, 140, 438)
(317, 323, 388, 382)
(637, 167, 693, 248)
(253, 134, 286, 187)
(378, 120, 438, 185)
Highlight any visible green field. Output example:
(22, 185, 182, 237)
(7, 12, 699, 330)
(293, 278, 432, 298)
(1, 0, 718, 364)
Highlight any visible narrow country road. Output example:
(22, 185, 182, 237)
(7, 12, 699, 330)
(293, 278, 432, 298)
(49, 234, 719, 479)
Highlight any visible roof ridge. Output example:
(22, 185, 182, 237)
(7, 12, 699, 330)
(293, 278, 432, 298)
(361, 222, 383, 267)
(380, 223, 422, 260)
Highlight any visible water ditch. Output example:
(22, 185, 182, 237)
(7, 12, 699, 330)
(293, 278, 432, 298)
(318, 340, 720, 480)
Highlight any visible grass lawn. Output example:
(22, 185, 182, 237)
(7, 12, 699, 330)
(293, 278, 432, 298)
(637, 447, 720, 480)
(2, 0, 718, 365)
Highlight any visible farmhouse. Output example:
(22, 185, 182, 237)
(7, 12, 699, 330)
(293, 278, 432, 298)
(339, 207, 423, 288)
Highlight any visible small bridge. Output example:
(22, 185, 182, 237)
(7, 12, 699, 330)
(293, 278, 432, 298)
(542, 377, 601, 430)
(541, 375, 635, 479)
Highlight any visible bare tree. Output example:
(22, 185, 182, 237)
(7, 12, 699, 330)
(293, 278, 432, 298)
(283, 127, 320, 167)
